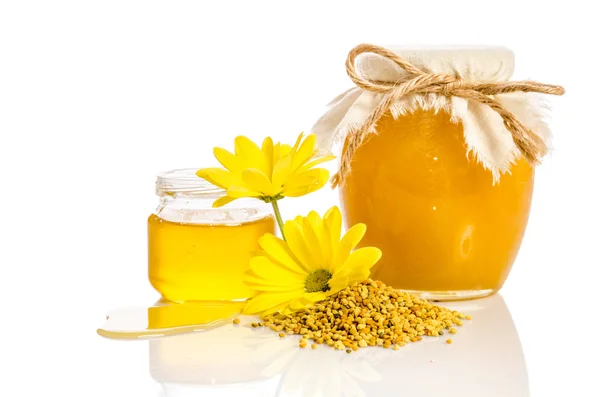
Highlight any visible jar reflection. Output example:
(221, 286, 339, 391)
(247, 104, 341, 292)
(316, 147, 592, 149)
(364, 293, 529, 397)
(149, 321, 280, 397)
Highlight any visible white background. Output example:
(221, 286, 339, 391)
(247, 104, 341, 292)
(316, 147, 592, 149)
(1, 1, 599, 396)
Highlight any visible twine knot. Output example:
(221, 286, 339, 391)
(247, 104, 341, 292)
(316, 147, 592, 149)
(331, 44, 565, 188)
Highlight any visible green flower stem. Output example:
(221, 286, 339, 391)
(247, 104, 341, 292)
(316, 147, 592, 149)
(271, 200, 286, 240)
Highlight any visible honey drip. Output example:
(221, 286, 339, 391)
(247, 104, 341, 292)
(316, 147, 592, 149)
(97, 300, 245, 339)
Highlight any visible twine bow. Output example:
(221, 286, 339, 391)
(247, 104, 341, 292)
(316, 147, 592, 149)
(331, 44, 565, 187)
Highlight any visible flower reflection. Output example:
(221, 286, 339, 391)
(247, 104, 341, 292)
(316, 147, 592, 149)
(249, 336, 381, 397)
(358, 293, 530, 397)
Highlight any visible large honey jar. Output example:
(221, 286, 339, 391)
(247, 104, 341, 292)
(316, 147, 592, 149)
(312, 45, 563, 300)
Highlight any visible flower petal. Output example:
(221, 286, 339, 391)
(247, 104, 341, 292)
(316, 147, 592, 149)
(291, 134, 317, 171)
(284, 220, 318, 271)
(263, 300, 292, 316)
(272, 154, 292, 189)
(347, 268, 371, 284)
(298, 155, 336, 172)
(328, 274, 349, 295)
(245, 279, 304, 292)
(243, 290, 304, 315)
(289, 291, 326, 310)
(248, 256, 305, 282)
(300, 214, 325, 267)
(262, 137, 274, 178)
(212, 195, 237, 208)
(213, 147, 241, 172)
(226, 185, 261, 198)
(278, 144, 292, 159)
(306, 210, 330, 266)
(323, 206, 342, 271)
(234, 136, 267, 172)
(333, 223, 367, 272)
(291, 132, 305, 153)
(306, 210, 322, 229)
(273, 142, 292, 163)
(244, 269, 305, 292)
(334, 247, 381, 279)
(304, 291, 327, 302)
(242, 168, 279, 197)
(281, 168, 329, 197)
(258, 234, 310, 274)
(196, 168, 239, 189)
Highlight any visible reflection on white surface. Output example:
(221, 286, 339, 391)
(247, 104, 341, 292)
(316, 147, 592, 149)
(149, 324, 281, 396)
(98, 300, 246, 339)
(148, 294, 528, 397)
(254, 341, 382, 397)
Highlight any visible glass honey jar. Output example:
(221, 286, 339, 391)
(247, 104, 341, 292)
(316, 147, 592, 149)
(312, 44, 563, 300)
(148, 168, 275, 302)
(340, 110, 534, 300)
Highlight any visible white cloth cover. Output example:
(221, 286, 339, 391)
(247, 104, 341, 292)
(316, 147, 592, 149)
(311, 46, 552, 181)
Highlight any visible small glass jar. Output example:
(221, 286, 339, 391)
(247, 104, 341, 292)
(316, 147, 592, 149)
(148, 168, 275, 303)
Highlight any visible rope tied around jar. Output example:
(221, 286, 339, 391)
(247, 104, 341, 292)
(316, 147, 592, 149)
(331, 44, 565, 188)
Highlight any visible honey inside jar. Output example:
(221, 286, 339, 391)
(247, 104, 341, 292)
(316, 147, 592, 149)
(148, 214, 274, 303)
(340, 110, 534, 299)
(147, 300, 245, 330)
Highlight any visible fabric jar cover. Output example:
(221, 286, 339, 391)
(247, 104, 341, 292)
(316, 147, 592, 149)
(311, 46, 553, 182)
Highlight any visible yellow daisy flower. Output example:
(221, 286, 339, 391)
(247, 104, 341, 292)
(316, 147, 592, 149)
(196, 133, 335, 208)
(243, 206, 382, 316)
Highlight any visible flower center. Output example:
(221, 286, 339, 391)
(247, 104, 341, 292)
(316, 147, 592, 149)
(259, 194, 284, 203)
(304, 269, 332, 293)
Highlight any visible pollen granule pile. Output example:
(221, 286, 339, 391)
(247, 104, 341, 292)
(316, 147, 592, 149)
(248, 279, 471, 351)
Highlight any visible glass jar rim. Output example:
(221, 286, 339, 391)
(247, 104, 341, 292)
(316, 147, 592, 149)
(156, 168, 225, 196)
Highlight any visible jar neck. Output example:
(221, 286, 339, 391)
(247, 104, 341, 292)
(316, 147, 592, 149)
(156, 168, 225, 198)
(154, 168, 272, 224)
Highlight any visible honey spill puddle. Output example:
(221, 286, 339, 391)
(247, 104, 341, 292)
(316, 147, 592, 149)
(97, 300, 245, 339)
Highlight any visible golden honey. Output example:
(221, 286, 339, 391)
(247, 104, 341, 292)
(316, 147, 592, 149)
(340, 110, 534, 299)
(147, 300, 245, 330)
(96, 300, 245, 339)
(148, 214, 274, 302)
